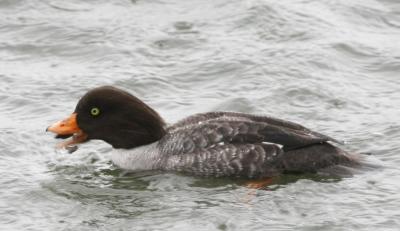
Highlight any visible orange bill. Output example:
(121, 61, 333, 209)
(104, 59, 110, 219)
(47, 113, 80, 135)
(47, 113, 88, 148)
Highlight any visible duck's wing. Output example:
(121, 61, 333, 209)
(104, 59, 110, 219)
(160, 119, 337, 155)
(169, 112, 301, 130)
(167, 112, 341, 144)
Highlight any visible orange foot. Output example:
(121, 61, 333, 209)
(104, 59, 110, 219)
(236, 177, 277, 204)
(245, 177, 275, 189)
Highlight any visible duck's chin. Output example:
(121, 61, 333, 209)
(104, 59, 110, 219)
(56, 131, 88, 151)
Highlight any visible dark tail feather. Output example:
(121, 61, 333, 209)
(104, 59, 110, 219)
(280, 143, 357, 174)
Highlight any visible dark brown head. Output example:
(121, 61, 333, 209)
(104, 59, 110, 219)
(47, 86, 166, 149)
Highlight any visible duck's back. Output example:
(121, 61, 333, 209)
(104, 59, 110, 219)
(157, 112, 356, 178)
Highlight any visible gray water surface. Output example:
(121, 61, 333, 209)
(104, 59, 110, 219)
(1, 0, 400, 230)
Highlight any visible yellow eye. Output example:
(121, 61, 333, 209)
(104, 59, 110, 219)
(90, 107, 100, 116)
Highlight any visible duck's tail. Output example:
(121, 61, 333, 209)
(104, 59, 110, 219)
(280, 143, 363, 176)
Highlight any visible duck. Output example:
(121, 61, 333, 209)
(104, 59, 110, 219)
(47, 86, 358, 179)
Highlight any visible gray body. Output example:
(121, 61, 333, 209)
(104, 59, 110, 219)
(112, 112, 354, 178)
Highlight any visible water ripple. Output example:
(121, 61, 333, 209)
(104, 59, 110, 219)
(1, 0, 400, 230)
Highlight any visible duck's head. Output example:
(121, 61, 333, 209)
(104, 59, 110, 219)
(47, 86, 166, 150)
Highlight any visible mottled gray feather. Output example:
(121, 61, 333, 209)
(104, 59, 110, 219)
(154, 112, 354, 178)
(162, 143, 284, 178)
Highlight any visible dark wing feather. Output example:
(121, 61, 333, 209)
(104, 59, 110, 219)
(169, 112, 303, 131)
(160, 120, 332, 155)
(167, 112, 341, 144)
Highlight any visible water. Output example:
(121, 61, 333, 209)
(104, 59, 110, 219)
(1, 0, 400, 230)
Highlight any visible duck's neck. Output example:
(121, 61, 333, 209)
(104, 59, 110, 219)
(111, 142, 163, 171)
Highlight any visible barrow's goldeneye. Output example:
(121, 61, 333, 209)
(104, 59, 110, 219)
(47, 86, 358, 178)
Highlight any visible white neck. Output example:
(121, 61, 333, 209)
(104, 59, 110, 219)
(111, 142, 162, 171)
